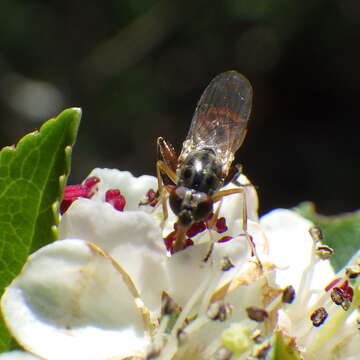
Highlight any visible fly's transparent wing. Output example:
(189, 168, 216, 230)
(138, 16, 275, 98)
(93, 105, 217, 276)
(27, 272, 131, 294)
(179, 71, 252, 174)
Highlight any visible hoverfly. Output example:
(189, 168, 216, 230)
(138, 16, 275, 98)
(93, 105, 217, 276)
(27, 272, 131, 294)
(156, 71, 252, 252)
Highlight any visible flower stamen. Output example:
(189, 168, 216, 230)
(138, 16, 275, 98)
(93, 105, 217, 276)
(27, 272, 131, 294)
(282, 285, 296, 304)
(310, 307, 328, 327)
(105, 189, 126, 211)
(207, 301, 233, 322)
(61, 176, 100, 213)
(246, 307, 269, 322)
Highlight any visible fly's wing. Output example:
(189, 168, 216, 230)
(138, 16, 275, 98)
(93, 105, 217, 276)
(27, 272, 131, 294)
(179, 71, 252, 175)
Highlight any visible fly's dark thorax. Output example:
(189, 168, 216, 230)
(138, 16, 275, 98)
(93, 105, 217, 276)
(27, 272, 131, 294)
(176, 149, 223, 195)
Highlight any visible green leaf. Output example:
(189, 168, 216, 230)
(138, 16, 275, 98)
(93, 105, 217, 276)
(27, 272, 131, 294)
(266, 331, 301, 360)
(295, 202, 360, 272)
(0, 108, 81, 351)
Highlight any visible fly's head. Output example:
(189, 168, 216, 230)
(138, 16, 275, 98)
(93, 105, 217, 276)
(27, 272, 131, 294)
(169, 186, 213, 227)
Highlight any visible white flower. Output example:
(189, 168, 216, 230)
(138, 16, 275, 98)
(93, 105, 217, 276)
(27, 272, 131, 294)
(1, 169, 359, 360)
(0, 351, 41, 360)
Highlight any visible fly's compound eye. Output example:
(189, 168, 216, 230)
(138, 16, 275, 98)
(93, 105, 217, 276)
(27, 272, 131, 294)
(192, 193, 213, 221)
(169, 186, 187, 216)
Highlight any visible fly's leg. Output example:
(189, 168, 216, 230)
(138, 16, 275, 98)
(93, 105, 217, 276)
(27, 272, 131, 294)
(156, 160, 176, 225)
(202, 199, 223, 262)
(201, 188, 245, 262)
(140, 137, 178, 208)
(157, 137, 178, 171)
(240, 190, 262, 270)
(207, 198, 223, 229)
(211, 187, 262, 270)
(155, 137, 178, 225)
(211, 187, 244, 202)
(172, 224, 189, 253)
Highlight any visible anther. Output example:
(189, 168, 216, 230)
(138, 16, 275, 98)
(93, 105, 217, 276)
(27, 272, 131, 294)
(164, 230, 177, 252)
(339, 281, 354, 310)
(141, 188, 159, 207)
(315, 245, 334, 260)
(254, 342, 271, 359)
(340, 280, 354, 301)
(215, 217, 228, 233)
(309, 225, 323, 242)
(282, 285, 296, 304)
(251, 329, 263, 344)
(161, 291, 181, 316)
(217, 236, 233, 243)
(163, 229, 193, 254)
(105, 189, 126, 211)
(345, 266, 360, 279)
(251, 329, 264, 344)
(221, 256, 235, 271)
(331, 287, 346, 306)
(246, 307, 269, 322)
(186, 220, 207, 237)
(61, 176, 100, 213)
(207, 301, 233, 322)
(310, 307, 328, 327)
(83, 176, 100, 190)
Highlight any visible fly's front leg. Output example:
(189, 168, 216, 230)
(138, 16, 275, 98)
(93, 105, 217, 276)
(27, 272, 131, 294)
(156, 160, 177, 225)
(211, 187, 244, 202)
(157, 137, 178, 171)
(156, 137, 178, 225)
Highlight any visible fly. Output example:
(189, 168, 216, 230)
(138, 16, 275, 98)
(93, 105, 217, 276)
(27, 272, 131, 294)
(156, 71, 252, 252)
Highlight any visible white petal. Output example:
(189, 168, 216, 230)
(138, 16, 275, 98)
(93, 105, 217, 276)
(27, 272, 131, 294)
(0, 351, 41, 360)
(87, 168, 157, 210)
(210, 219, 268, 291)
(260, 209, 334, 290)
(1, 240, 149, 360)
(59, 199, 168, 312)
(163, 221, 266, 309)
(165, 243, 212, 306)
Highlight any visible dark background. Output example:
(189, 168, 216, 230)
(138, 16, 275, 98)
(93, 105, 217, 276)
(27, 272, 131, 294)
(0, 0, 359, 215)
